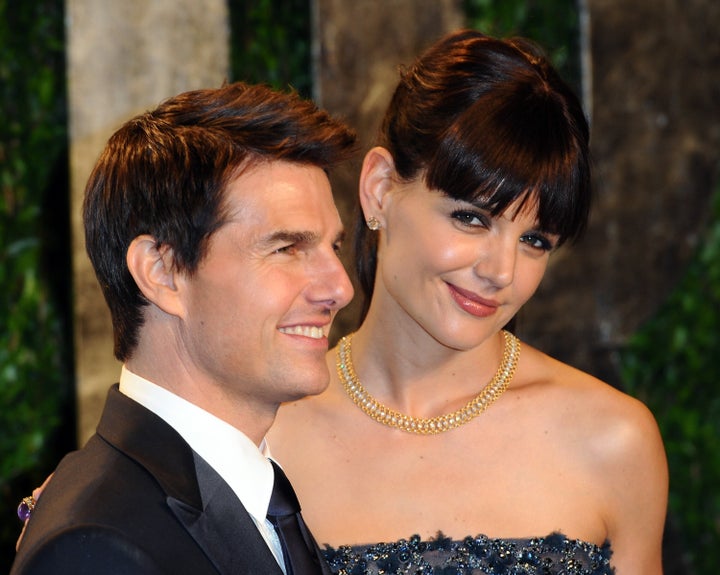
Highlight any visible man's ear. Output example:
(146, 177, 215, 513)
(126, 235, 185, 318)
(358, 146, 396, 226)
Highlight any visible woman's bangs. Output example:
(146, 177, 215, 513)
(426, 106, 588, 243)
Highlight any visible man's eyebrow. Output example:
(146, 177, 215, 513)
(258, 230, 319, 248)
(258, 228, 346, 248)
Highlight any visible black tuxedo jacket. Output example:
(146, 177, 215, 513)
(11, 385, 332, 575)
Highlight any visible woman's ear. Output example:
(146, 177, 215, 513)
(358, 146, 396, 226)
(126, 235, 185, 318)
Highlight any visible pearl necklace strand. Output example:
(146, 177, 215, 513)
(336, 330, 520, 435)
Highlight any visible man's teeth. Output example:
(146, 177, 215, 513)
(279, 326, 326, 339)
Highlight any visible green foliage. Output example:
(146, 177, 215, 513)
(621, 187, 720, 573)
(0, 0, 69, 483)
(228, 0, 312, 97)
(0, 0, 72, 568)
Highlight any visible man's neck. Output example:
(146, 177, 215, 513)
(124, 356, 277, 446)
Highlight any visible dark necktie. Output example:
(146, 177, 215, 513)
(266, 460, 324, 575)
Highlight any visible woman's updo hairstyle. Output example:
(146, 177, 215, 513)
(355, 29, 591, 308)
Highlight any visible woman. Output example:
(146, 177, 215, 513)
(269, 30, 668, 574)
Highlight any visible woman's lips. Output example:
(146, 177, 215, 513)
(447, 283, 499, 317)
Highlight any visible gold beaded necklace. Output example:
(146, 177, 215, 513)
(336, 330, 520, 435)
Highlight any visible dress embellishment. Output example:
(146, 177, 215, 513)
(321, 531, 614, 574)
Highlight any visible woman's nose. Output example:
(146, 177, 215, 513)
(473, 237, 517, 289)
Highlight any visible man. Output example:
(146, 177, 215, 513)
(11, 82, 356, 575)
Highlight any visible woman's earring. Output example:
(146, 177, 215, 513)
(367, 216, 381, 231)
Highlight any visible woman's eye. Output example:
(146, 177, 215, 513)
(521, 234, 554, 251)
(452, 210, 488, 228)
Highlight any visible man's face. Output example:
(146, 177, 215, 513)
(175, 161, 353, 415)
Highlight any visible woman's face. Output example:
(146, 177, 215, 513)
(374, 181, 557, 350)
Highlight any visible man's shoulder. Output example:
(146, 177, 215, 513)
(13, 388, 197, 558)
(20, 434, 170, 539)
(11, 518, 223, 575)
(51, 432, 168, 510)
(11, 523, 166, 575)
(12, 434, 214, 575)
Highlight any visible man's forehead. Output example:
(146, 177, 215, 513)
(225, 162, 334, 206)
(219, 160, 341, 235)
(222, 194, 341, 228)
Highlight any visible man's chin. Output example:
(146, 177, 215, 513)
(287, 376, 331, 402)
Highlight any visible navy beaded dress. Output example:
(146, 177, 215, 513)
(321, 531, 614, 575)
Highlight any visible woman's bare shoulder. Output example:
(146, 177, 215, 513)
(524, 346, 668, 568)
(522, 342, 650, 407)
(521, 343, 666, 478)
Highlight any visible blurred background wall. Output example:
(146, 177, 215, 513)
(1, 0, 718, 572)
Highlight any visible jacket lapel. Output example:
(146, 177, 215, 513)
(168, 454, 283, 575)
(97, 385, 284, 575)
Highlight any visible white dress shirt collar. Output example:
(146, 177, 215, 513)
(118, 365, 274, 523)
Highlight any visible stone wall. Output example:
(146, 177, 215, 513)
(312, 0, 465, 339)
(68, 0, 229, 442)
(519, 0, 720, 388)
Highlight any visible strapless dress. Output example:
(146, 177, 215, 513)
(321, 531, 614, 574)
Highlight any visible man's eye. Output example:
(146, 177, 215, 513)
(275, 244, 298, 255)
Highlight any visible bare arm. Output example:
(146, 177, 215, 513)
(602, 400, 668, 574)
